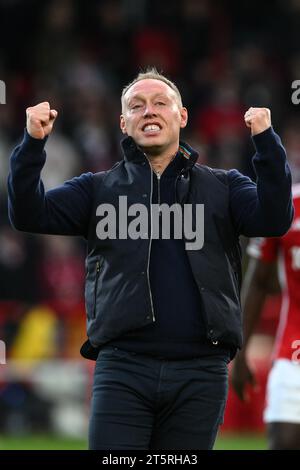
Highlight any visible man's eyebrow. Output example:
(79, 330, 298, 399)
(128, 95, 144, 104)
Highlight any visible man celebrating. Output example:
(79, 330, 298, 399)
(8, 68, 293, 449)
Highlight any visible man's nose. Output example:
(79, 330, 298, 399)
(143, 103, 157, 117)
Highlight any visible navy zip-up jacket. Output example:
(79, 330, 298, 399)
(7, 127, 294, 360)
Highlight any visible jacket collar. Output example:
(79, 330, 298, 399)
(121, 136, 199, 171)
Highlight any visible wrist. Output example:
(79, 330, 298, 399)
(251, 125, 272, 137)
(22, 128, 48, 152)
(26, 128, 47, 140)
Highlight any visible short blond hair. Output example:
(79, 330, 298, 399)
(121, 67, 183, 110)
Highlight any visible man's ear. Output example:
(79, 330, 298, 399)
(180, 107, 188, 129)
(120, 115, 127, 134)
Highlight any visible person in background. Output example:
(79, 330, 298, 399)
(232, 187, 300, 449)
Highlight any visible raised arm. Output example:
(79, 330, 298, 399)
(7, 102, 94, 238)
(229, 108, 294, 237)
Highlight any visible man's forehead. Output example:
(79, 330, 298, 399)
(125, 79, 176, 101)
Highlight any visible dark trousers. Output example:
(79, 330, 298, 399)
(89, 346, 229, 450)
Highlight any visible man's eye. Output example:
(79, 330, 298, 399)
(132, 104, 142, 110)
(156, 102, 166, 106)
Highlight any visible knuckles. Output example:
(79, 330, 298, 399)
(26, 103, 51, 123)
(26, 102, 51, 114)
(249, 108, 271, 121)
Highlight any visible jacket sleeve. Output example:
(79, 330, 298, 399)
(7, 130, 94, 238)
(229, 126, 294, 237)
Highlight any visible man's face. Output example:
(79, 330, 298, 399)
(120, 79, 188, 155)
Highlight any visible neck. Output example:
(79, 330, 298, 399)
(145, 148, 178, 175)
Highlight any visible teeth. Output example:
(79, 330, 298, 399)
(143, 125, 160, 132)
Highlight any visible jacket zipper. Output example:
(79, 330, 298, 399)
(157, 172, 163, 239)
(145, 157, 156, 322)
(93, 259, 101, 318)
(157, 172, 161, 206)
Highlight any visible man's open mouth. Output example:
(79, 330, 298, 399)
(142, 123, 162, 133)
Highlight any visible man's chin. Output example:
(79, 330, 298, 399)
(138, 140, 165, 156)
(139, 144, 164, 157)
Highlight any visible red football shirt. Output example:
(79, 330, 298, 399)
(247, 185, 300, 360)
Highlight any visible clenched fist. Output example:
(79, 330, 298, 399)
(26, 102, 58, 139)
(244, 107, 271, 136)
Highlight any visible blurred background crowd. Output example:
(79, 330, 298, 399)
(0, 0, 299, 442)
